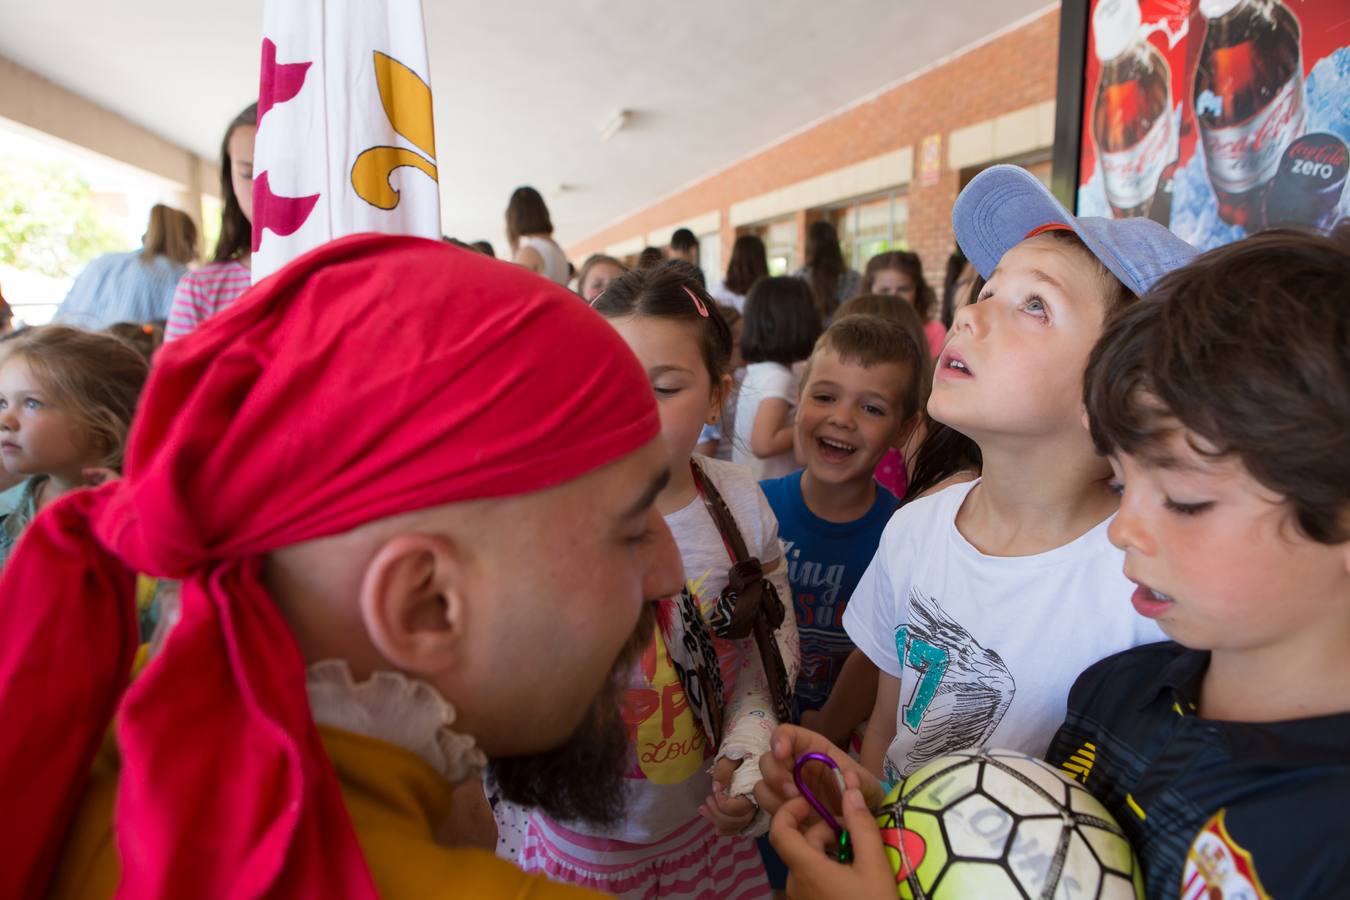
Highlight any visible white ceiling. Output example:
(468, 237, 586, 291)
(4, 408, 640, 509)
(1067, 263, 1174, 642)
(0, 0, 1053, 250)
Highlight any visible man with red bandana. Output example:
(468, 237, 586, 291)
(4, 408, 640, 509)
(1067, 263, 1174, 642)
(0, 234, 685, 898)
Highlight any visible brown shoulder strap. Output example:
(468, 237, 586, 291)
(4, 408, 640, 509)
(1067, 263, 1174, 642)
(688, 458, 794, 724)
(689, 458, 750, 563)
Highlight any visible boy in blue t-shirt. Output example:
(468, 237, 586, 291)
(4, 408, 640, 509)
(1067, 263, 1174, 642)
(759, 313, 925, 724)
(755, 313, 925, 891)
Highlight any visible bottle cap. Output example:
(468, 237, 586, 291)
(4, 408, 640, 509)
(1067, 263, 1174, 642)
(1093, 0, 1144, 61)
(1199, 0, 1243, 18)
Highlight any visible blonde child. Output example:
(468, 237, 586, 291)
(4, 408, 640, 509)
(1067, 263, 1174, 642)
(0, 326, 148, 567)
(732, 277, 822, 481)
(755, 165, 1199, 897)
(509, 261, 800, 899)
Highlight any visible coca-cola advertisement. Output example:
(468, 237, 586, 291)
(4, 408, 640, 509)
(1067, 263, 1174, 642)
(1061, 0, 1350, 249)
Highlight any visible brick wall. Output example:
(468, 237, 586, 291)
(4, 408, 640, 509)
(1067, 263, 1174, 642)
(568, 7, 1061, 285)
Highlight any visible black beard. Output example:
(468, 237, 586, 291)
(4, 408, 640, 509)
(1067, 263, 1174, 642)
(486, 602, 655, 828)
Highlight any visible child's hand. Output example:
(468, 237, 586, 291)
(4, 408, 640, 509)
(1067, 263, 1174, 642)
(770, 780, 895, 900)
(753, 724, 884, 817)
(700, 756, 758, 835)
(81, 467, 121, 487)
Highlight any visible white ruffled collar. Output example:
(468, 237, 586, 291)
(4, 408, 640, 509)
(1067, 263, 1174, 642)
(306, 660, 487, 786)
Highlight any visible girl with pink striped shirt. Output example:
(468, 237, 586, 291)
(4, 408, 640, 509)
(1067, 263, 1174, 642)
(165, 103, 256, 341)
(498, 263, 799, 900)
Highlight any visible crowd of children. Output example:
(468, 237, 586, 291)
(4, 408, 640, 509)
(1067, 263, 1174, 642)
(0, 156, 1346, 900)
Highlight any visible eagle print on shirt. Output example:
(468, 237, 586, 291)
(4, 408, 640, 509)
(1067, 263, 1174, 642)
(887, 587, 1015, 780)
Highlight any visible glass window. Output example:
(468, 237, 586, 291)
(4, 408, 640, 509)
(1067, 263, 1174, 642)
(759, 217, 796, 276)
(832, 192, 909, 271)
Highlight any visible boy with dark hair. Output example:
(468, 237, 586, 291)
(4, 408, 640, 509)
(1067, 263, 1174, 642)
(1047, 227, 1350, 899)
(669, 227, 699, 264)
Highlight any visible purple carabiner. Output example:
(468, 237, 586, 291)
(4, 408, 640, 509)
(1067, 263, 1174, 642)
(792, 752, 847, 838)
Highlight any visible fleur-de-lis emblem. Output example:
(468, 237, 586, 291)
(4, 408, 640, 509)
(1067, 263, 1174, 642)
(352, 52, 438, 210)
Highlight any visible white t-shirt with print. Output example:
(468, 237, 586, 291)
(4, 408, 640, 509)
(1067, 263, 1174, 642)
(733, 361, 799, 481)
(842, 479, 1164, 784)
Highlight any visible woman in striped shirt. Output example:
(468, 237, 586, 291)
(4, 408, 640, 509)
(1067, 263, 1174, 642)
(165, 103, 257, 341)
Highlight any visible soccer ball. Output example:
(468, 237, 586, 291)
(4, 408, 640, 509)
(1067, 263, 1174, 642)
(873, 748, 1144, 899)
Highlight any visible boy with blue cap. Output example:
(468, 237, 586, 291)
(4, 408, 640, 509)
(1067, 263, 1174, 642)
(749, 165, 1200, 897)
(845, 165, 1198, 788)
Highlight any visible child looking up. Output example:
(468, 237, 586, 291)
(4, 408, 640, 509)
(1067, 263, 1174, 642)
(846, 165, 1196, 784)
(511, 262, 799, 899)
(754, 164, 1200, 898)
(0, 326, 148, 567)
(733, 276, 822, 481)
(1045, 228, 1350, 899)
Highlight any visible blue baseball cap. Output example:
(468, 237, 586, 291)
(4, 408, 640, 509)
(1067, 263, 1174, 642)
(952, 164, 1198, 297)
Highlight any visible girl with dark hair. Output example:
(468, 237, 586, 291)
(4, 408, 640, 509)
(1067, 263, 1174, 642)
(733, 276, 823, 480)
(165, 103, 257, 341)
(794, 220, 859, 321)
(711, 234, 769, 313)
(860, 250, 945, 357)
(506, 259, 796, 899)
(506, 186, 569, 285)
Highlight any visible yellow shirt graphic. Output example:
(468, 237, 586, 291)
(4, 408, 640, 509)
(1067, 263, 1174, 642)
(623, 621, 708, 784)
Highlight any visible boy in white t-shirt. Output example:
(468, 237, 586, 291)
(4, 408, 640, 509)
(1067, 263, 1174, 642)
(839, 166, 1198, 786)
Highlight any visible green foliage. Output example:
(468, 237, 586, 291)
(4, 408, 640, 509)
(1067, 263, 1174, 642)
(0, 156, 127, 278)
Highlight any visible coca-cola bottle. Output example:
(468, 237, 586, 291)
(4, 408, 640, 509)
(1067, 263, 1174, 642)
(1091, 0, 1177, 219)
(1193, 0, 1307, 231)
(1264, 133, 1349, 231)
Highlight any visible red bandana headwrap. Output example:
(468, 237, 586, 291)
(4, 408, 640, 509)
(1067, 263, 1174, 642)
(0, 234, 659, 898)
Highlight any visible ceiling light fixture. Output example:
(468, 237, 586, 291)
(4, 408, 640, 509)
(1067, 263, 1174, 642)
(598, 108, 631, 143)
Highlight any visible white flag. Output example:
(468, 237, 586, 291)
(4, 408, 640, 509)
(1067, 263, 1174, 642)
(251, 0, 442, 283)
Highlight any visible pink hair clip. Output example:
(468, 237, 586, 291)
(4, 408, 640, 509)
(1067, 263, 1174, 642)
(682, 285, 710, 318)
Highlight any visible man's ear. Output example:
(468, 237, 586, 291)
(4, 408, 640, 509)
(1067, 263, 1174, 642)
(357, 533, 469, 675)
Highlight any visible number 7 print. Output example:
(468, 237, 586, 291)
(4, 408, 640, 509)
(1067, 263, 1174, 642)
(894, 626, 950, 733)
